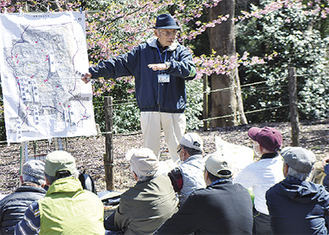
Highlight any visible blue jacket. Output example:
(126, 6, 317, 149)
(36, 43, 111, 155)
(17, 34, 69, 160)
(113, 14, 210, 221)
(266, 176, 329, 234)
(0, 185, 46, 235)
(89, 37, 196, 113)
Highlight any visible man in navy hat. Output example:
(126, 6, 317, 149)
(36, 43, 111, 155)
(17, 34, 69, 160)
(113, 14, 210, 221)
(82, 14, 196, 162)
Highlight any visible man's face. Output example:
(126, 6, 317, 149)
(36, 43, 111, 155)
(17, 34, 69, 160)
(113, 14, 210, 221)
(155, 29, 178, 47)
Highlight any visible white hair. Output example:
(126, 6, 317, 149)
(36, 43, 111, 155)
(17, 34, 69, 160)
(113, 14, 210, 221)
(287, 166, 310, 181)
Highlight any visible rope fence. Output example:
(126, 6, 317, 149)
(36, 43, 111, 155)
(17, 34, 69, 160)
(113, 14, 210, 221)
(0, 70, 297, 144)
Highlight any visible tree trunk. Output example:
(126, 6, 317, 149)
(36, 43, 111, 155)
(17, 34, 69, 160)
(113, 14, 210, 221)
(207, 0, 247, 127)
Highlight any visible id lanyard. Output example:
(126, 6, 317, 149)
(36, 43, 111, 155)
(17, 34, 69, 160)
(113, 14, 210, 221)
(156, 46, 167, 66)
(156, 46, 170, 83)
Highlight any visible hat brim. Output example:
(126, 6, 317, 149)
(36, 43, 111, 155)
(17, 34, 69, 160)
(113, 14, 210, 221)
(125, 148, 137, 161)
(154, 26, 181, 29)
(247, 127, 261, 141)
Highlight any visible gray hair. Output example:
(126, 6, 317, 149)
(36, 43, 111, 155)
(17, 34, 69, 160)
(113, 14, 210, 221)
(22, 174, 45, 186)
(287, 165, 310, 181)
(182, 145, 203, 156)
(131, 166, 156, 182)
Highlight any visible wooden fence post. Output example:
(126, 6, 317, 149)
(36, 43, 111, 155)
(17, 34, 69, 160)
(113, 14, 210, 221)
(203, 74, 208, 131)
(288, 67, 300, 146)
(104, 96, 114, 191)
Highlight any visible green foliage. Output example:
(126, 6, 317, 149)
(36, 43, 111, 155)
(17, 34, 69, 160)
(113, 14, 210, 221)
(92, 78, 140, 134)
(237, 3, 329, 122)
(185, 78, 203, 130)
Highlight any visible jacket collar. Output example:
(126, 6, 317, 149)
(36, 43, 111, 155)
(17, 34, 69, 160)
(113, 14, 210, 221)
(208, 178, 233, 187)
(183, 154, 203, 164)
(147, 36, 178, 51)
(261, 152, 279, 160)
(16, 185, 47, 194)
(46, 177, 83, 196)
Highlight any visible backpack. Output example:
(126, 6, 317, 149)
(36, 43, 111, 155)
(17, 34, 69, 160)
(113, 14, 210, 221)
(79, 171, 97, 194)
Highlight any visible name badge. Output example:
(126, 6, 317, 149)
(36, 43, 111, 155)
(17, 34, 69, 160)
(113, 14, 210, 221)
(158, 74, 170, 83)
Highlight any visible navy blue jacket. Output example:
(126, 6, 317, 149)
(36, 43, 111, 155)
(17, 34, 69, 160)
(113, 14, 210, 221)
(0, 185, 46, 235)
(155, 179, 253, 234)
(89, 37, 196, 113)
(266, 176, 329, 234)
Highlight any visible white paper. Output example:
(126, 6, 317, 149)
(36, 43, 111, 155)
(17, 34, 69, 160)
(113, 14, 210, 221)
(0, 11, 96, 143)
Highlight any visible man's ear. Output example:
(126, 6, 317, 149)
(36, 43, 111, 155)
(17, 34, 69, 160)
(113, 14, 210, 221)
(204, 170, 211, 186)
(45, 177, 51, 186)
(283, 163, 289, 176)
(132, 171, 138, 181)
(154, 29, 159, 37)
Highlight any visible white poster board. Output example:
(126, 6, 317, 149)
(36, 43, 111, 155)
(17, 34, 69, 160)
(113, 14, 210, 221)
(0, 11, 96, 143)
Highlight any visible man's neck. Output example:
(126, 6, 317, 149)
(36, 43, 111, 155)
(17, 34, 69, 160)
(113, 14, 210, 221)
(22, 182, 40, 187)
(156, 40, 168, 51)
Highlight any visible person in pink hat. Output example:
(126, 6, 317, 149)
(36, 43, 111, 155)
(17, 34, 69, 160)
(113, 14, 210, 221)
(233, 126, 284, 235)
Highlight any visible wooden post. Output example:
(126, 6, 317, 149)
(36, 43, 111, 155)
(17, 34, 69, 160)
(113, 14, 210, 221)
(104, 96, 114, 191)
(288, 67, 300, 146)
(203, 74, 208, 131)
(19, 142, 28, 186)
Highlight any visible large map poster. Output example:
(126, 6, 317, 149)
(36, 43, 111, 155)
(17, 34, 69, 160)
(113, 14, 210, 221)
(0, 12, 96, 143)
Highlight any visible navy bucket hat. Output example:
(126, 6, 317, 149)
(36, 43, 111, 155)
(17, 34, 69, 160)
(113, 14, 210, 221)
(154, 14, 180, 29)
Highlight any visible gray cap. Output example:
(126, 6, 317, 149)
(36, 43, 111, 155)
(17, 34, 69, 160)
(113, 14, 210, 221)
(281, 147, 316, 173)
(22, 160, 45, 184)
(205, 153, 233, 179)
(179, 133, 203, 152)
(126, 148, 159, 177)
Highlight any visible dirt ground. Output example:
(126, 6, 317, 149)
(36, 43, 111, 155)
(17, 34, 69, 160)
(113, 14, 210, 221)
(0, 119, 328, 195)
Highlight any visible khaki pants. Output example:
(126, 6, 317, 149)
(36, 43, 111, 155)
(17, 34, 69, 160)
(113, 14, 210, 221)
(140, 112, 186, 163)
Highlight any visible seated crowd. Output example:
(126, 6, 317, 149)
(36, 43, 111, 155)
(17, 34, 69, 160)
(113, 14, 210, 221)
(0, 127, 329, 234)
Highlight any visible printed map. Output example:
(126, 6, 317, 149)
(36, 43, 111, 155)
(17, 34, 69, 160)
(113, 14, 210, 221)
(0, 12, 96, 143)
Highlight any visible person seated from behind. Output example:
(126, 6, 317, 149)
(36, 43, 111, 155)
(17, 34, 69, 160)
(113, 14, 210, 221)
(266, 147, 329, 234)
(233, 126, 284, 235)
(15, 150, 105, 235)
(168, 133, 206, 206)
(0, 160, 46, 235)
(155, 153, 253, 234)
(104, 148, 178, 235)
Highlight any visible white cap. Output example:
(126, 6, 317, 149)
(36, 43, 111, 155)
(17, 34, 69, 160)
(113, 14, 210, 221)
(205, 153, 234, 179)
(126, 148, 159, 177)
(179, 133, 203, 152)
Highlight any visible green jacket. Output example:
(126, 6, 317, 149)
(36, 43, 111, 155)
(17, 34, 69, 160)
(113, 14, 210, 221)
(115, 174, 178, 235)
(39, 177, 105, 235)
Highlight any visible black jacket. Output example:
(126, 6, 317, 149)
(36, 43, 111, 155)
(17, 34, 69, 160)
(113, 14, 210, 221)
(266, 176, 329, 234)
(155, 179, 253, 234)
(0, 185, 46, 235)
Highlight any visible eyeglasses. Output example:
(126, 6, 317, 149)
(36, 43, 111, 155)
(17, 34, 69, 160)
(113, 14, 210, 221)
(177, 147, 182, 153)
(160, 30, 178, 37)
